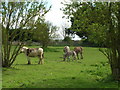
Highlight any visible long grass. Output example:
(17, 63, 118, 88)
(2, 46, 119, 88)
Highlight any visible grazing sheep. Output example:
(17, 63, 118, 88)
(63, 46, 70, 53)
(74, 46, 83, 59)
(20, 46, 44, 64)
(63, 46, 77, 61)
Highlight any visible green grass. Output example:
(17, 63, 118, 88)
(2, 46, 119, 88)
(0, 68, 2, 89)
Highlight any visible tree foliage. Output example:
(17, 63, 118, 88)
(33, 21, 58, 48)
(62, 1, 120, 80)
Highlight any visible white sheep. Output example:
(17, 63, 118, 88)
(20, 46, 44, 64)
(63, 46, 77, 61)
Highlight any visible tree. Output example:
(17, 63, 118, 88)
(63, 36, 72, 46)
(33, 21, 58, 48)
(1, 1, 51, 67)
(62, 1, 120, 80)
(0, 17, 2, 67)
(60, 23, 71, 39)
(61, 2, 109, 45)
(99, 2, 120, 80)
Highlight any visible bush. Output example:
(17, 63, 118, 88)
(63, 36, 73, 46)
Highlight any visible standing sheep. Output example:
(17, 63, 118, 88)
(20, 46, 44, 64)
(74, 46, 83, 59)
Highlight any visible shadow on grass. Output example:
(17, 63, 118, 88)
(2, 64, 43, 71)
(2, 67, 21, 71)
(100, 74, 119, 84)
(14, 63, 43, 66)
(18, 76, 118, 88)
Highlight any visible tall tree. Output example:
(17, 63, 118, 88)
(1, 1, 51, 67)
(33, 21, 58, 48)
(62, 1, 120, 80)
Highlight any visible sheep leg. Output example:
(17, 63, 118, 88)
(67, 56, 70, 62)
(38, 56, 42, 64)
(77, 53, 79, 60)
(27, 56, 31, 64)
(63, 54, 66, 61)
(41, 59, 44, 64)
(80, 52, 83, 59)
(73, 55, 76, 61)
(73, 52, 77, 61)
(38, 54, 43, 64)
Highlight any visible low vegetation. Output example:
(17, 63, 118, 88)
(2, 46, 119, 88)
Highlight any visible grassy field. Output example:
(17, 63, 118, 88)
(2, 46, 119, 88)
(0, 68, 2, 89)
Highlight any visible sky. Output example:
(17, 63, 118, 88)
(45, 0, 81, 40)
(45, 0, 71, 27)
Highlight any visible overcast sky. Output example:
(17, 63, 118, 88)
(45, 0, 70, 27)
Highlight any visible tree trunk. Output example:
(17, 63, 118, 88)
(42, 42, 48, 48)
(107, 2, 120, 81)
(117, 2, 120, 81)
(110, 63, 120, 80)
(117, 48, 120, 80)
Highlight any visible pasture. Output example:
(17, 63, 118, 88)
(2, 46, 118, 88)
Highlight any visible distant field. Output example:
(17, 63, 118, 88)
(2, 46, 119, 88)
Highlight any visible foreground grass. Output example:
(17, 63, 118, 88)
(0, 68, 2, 89)
(2, 46, 119, 88)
